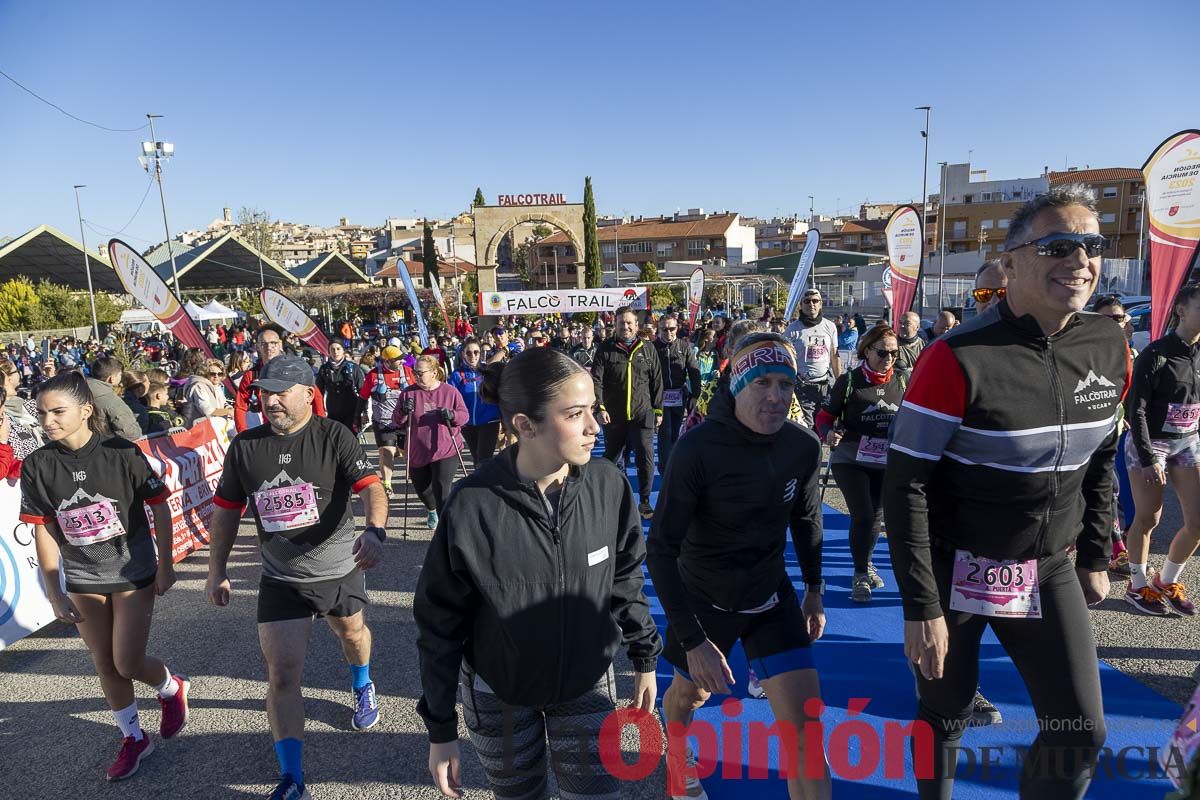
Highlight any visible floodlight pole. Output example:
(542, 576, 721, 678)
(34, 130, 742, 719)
(146, 114, 181, 292)
(73, 185, 100, 340)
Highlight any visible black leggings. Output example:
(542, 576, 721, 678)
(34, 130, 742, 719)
(410, 457, 458, 512)
(831, 461, 884, 573)
(914, 548, 1105, 800)
(462, 421, 500, 467)
(602, 420, 655, 501)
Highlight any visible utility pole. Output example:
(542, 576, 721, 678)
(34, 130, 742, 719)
(142, 114, 180, 290)
(937, 161, 948, 309)
(72, 185, 100, 340)
(916, 106, 932, 314)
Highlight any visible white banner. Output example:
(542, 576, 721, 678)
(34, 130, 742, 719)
(0, 478, 57, 650)
(783, 229, 821, 321)
(477, 286, 650, 316)
(397, 263, 430, 348)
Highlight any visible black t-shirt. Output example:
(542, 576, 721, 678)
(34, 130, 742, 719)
(20, 434, 169, 593)
(215, 415, 378, 584)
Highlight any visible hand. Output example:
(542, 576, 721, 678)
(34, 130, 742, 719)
(1140, 464, 1165, 486)
(599, 409, 611, 425)
(631, 670, 657, 712)
(438, 408, 455, 427)
(49, 591, 84, 624)
(429, 739, 463, 798)
(655, 414, 663, 429)
(352, 531, 384, 570)
(904, 617, 949, 681)
(155, 563, 177, 596)
(401, 398, 416, 415)
(802, 591, 826, 641)
(684, 639, 734, 694)
(206, 572, 231, 607)
(1077, 567, 1110, 606)
(824, 430, 842, 448)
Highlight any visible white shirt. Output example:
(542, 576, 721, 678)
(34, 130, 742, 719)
(785, 318, 839, 381)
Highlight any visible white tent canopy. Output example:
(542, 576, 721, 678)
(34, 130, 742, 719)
(202, 300, 240, 319)
(183, 300, 208, 320)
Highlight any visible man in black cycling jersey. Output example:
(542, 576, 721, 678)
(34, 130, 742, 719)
(884, 185, 1130, 800)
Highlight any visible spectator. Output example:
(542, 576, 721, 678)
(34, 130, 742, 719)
(1, 356, 43, 466)
(119, 370, 152, 435)
(838, 317, 859, 352)
(919, 309, 959, 343)
(182, 354, 233, 427)
(87, 356, 142, 440)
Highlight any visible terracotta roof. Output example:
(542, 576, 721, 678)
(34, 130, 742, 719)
(375, 256, 476, 279)
(839, 219, 889, 233)
(1048, 168, 1142, 185)
(539, 213, 740, 246)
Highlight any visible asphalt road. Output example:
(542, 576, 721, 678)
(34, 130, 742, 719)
(1, 438, 1196, 798)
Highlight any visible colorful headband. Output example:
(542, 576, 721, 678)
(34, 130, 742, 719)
(729, 340, 798, 397)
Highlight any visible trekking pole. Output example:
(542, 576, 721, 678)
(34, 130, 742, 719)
(402, 400, 416, 540)
(444, 411, 469, 477)
(819, 425, 841, 504)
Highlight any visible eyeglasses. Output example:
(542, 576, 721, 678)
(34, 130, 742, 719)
(802, 298, 821, 304)
(971, 287, 1007, 303)
(1100, 312, 1129, 324)
(663, 326, 678, 332)
(874, 349, 899, 360)
(1009, 232, 1108, 259)
(464, 349, 481, 356)
(206, 371, 223, 377)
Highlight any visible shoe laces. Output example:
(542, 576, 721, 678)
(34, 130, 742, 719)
(1135, 586, 1165, 602)
(356, 682, 376, 711)
(1158, 581, 1187, 601)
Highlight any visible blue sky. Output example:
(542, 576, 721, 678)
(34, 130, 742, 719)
(1, 0, 1195, 250)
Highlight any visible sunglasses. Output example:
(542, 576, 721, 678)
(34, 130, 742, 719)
(1009, 232, 1108, 259)
(971, 287, 1007, 303)
(663, 326, 678, 332)
(874, 349, 899, 360)
(802, 298, 821, 304)
(1100, 312, 1129, 324)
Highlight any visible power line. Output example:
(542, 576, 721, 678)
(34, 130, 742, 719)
(84, 178, 156, 238)
(84, 220, 157, 246)
(0, 67, 150, 133)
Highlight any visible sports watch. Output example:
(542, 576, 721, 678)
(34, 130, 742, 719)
(805, 580, 826, 596)
(365, 525, 387, 543)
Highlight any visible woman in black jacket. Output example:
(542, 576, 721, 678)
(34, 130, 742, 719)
(414, 346, 662, 799)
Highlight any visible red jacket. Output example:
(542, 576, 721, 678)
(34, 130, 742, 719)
(234, 366, 326, 433)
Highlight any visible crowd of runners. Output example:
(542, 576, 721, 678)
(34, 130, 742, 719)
(6, 184, 1200, 799)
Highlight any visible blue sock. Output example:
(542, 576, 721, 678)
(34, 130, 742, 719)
(274, 738, 303, 784)
(351, 662, 371, 691)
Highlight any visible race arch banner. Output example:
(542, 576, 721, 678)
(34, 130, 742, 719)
(885, 205, 924, 319)
(261, 288, 331, 357)
(1144, 130, 1200, 340)
(478, 286, 650, 316)
(687, 268, 705, 330)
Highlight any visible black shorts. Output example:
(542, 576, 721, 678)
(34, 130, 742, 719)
(257, 569, 368, 624)
(663, 587, 814, 680)
(375, 427, 402, 447)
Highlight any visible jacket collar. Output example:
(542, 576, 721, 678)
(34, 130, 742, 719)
(997, 297, 1083, 341)
(489, 444, 583, 521)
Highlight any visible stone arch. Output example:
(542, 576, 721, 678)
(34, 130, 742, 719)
(484, 212, 584, 271)
(472, 202, 587, 293)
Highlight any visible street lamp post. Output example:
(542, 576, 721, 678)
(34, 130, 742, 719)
(553, 248, 560, 290)
(808, 195, 815, 230)
(140, 114, 180, 291)
(937, 161, 948, 309)
(72, 185, 100, 340)
(916, 106, 932, 315)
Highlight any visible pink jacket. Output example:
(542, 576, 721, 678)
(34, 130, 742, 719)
(393, 383, 468, 468)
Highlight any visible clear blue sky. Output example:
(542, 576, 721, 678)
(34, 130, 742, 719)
(1, 0, 1195, 250)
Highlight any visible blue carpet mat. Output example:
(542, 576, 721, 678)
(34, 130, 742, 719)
(603, 437, 1181, 797)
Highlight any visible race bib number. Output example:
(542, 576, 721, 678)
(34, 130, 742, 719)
(663, 389, 684, 408)
(1161, 683, 1200, 790)
(56, 500, 126, 547)
(856, 436, 888, 465)
(805, 343, 829, 362)
(254, 483, 320, 533)
(949, 550, 1041, 619)
(1164, 403, 1200, 434)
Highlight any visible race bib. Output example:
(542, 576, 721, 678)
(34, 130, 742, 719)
(1164, 403, 1200, 434)
(254, 483, 320, 533)
(56, 500, 126, 547)
(663, 389, 684, 408)
(856, 436, 888, 465)
(805, 343, 829, 362)
(949, 550, 1041, 619)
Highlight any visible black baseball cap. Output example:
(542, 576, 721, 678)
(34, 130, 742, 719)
(252, 354, 315, 392)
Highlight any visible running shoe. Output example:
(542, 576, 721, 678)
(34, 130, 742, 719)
(851, 573, 873, 603)
(639, 500, 654, 519)
(158, 674, 190, 739)
(747, 668, 766, 699)
(351, 681, 380, 730)
(1108, 550, 1132, 578)
(107, 734, 154, 782)
(668, 745, 709, 800)
(968, 690, 1002, 727)
(1124, 585, 1171, 616)
(1152, 576, 1196, 616)
(426, 510, 438, 529)
(866, 563, 885, 589)
(269, 775, 310, 800)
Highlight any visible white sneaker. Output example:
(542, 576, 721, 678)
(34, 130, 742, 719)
(747, 667, 767, 699)
(669, 746, 709, 800)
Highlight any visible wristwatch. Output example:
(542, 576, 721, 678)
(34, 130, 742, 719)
(805, 580, 825, 596)
(364, 525, 387, 543)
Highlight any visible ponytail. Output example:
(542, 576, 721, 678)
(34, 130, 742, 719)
(37, 372, 111, 436)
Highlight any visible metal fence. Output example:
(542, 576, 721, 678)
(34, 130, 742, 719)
(0, 326, 94, 346)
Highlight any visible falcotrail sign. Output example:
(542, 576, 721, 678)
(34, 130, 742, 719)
(478, 287, 650, 316)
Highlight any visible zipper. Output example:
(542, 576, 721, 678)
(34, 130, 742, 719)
(1036, 339, 1066, 555)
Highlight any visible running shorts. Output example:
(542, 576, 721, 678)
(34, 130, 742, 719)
(257, 569, 368, 623)
(1125, 435, 1200, 469)
(375, 427, 402, 448)
(662, 588, 814, 680)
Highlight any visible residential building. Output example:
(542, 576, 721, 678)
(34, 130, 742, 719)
(822, 218, 889, 254)
(1048, 167, 1145, 259)
(373, 256, 476, 290)
(753, 217, 810, 257)
(935, 163, 1049, 259)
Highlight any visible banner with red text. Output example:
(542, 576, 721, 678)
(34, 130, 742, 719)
(1144, 130, 1200, 340)
(885, 206, 923, 317)
(0, 477, 57, 650)
(687, 268, 705, 330)
(478, 286, 650, 316)
(135, 418, 234, 564)
(261, 288, 331, 357)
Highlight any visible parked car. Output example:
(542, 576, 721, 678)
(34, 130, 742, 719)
(1129, 305, 1152, 353)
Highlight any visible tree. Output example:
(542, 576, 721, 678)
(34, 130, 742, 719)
(473, 188, 486, 207)
(583, 176, 602, 288)
(639, 262, 675, 310)
(237, 207, 280, 262)
(0, 277, 40, 330)
(531, 223, 553, 240)
(422, 221, 439, 290)
(513, 241, 531, 287)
